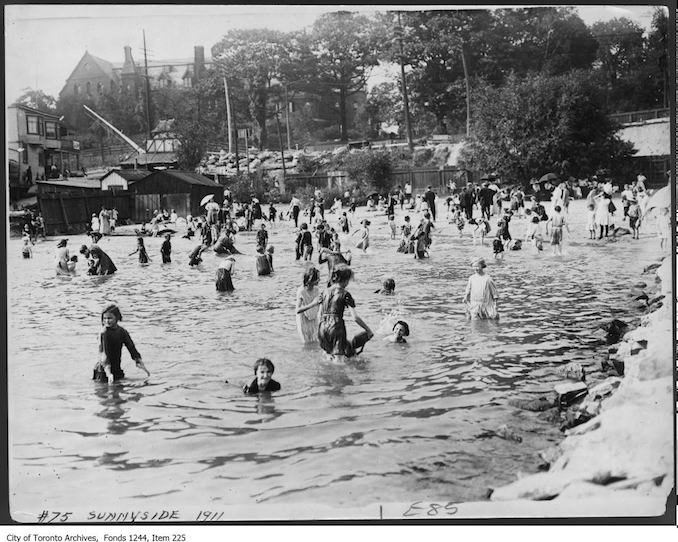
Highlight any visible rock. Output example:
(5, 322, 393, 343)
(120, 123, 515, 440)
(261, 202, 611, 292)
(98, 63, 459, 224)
(588, 377, 622, 400)
(633, 282, 647, 289)
(560, 408, 595, 431)
(495, 424, 523, 443)
(611, 359, 624, 376)
(508, 396, 556, 411)
(648, 294, 665, 306)
(557, 362, 586, 382)
(633, 293, 649, 302)
(554, 382, 588, 408)
(648, 301, 663, 312)
(490, 472, 571, 501)
(538, 446, 562, 467)
(643, 262, 661, 273)
(603, 319, 628, 344)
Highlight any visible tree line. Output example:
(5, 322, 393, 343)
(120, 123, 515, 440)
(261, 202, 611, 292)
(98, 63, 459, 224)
(15, 7, 668, 180)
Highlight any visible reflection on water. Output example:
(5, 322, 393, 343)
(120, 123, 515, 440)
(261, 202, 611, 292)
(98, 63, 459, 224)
(7, 200, 660, 512)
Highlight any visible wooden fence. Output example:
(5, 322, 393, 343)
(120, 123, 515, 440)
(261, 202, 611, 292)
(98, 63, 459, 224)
(38, 189, 134, 235)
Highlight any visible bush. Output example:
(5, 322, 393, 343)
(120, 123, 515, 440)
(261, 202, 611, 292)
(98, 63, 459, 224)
(340, 149, 394, 192)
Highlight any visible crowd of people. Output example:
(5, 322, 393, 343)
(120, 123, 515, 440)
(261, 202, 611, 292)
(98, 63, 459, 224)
(32, 171, 670, 393)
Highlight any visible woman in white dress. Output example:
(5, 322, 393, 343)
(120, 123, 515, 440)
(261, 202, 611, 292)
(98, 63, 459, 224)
(295, 267, 320, 343)
(463, 257, 498, 320)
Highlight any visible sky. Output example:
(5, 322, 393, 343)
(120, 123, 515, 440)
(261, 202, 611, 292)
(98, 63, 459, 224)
(4, 4, 661, 104)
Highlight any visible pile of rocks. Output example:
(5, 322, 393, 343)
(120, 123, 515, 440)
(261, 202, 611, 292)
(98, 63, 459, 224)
(489, 256, 673, 513)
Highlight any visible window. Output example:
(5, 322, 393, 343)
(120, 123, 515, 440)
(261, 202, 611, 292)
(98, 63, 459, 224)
(38, 150, 45, 167)
(22, 148, 28, 164)
(26, 115, 39, 134)
(74, 84, 80, 96)
(110, 80, 116, 93)
(86, 81, 91, 96)
(97, 82, 104, 95)
(45, 122, 57, 139)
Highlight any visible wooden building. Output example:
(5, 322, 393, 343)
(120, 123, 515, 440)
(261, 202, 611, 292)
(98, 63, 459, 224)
(130, 170, 222, 222)
(100, 169, 152, 190)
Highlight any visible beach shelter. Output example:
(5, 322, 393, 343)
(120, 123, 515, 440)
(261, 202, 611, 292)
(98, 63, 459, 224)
(130, 170, 222, 222)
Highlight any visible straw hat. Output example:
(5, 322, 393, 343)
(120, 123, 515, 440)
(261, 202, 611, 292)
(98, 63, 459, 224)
(471, 257, 486, 268)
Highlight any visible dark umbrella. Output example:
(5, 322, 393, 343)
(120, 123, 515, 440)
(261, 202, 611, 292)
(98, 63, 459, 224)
(539, 173, 559, 183)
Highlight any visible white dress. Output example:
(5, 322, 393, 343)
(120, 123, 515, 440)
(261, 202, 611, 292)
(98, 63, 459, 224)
(594, 199, 610, 226)
(296, 285, 319, 343)
(464, 273, 498, 320)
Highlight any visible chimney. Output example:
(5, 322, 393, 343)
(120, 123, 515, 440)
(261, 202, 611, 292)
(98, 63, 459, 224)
(122, 45, 136, 75)
(194, 45, 205, 81)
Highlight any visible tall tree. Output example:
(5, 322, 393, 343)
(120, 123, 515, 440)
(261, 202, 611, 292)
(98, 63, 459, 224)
(646, 7, 669, 108)
(460, 71, 636, 184)
(212, 29, 290, 148)
(310, 11, 380, 142)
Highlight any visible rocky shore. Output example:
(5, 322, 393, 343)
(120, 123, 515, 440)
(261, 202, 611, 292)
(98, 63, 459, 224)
(489, 255, 673, 516)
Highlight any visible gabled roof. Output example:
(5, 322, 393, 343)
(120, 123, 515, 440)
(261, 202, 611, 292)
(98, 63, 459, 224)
(61, 51, 119, 91)
(119, 152, 177, 166)
(8, 103, 60, 120)
(37, 178, 102, 189)
(144, 170, 219, 187)
(100, 169, 152, 182)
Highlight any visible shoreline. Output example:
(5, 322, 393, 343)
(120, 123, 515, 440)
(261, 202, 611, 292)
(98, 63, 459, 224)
(485, 254, 673, 516)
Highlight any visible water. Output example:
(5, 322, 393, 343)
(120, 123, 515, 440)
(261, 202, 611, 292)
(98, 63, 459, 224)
(7, 200, 660, 519)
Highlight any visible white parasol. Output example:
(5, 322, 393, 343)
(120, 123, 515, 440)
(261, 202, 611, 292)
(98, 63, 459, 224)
(200, 194, 215, 207)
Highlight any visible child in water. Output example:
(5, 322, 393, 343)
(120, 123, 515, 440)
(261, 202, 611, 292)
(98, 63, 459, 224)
(384, 320, 410, 343)
(297, 223, 313, 261)
(388, 215, 397, 240)
(189, 244, 208, 266)
(297, 264, 374, 359)
(161, 234, 172, 263)
(352, 219, 371, 253)
(256, 245, 274, 276)
(586, 203, 597, 240)
(463, 257, 498, 320)
(256, 223, 269, 253)
(93, 304, 150, 384)
(295, 266, 320, 343)
(129, 237, 150, 264)
(493, 222, 505, 260)
(375, 278, 396, 295)
(216, 256, 235, 292)
(242, 358, 281, 394)
(22, 233, 33, 258)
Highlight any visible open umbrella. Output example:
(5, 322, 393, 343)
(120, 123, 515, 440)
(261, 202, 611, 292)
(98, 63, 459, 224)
(644, 184, 671, 211)
(539, 172, 559, 183)
(200, 194, 215, 207)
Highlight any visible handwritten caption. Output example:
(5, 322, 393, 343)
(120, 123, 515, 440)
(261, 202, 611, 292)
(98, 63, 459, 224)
(30, 503, 459, 524)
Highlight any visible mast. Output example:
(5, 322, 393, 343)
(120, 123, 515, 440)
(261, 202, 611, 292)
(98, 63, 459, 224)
(143, 30, 153, 143)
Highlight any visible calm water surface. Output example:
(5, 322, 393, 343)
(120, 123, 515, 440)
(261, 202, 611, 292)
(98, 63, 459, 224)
(7, 200, 660, 518)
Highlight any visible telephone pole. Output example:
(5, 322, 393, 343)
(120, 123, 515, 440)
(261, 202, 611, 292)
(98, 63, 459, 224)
(396, 12, 414, 152)
(143, 30, 153, 143)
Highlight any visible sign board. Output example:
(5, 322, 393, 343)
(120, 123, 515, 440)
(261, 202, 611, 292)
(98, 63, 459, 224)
(237, 128, 250, 138)
(73, 141, 80, 150)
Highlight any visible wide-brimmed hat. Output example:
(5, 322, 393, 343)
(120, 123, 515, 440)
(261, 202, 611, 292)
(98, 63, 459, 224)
(471, 257, 487, 268)
(56, 239, 68, 248)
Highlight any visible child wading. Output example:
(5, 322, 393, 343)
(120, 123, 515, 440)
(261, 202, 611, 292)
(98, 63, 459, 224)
(295, 267, 320, 343)
(161, 234, 172, 263)
(545, 205, 570, 256)
(256, 246, 274, 276)
(129, 237, 150, 264)
(93, 304, 150, 384)
(352, 219, 371, 253)
(297, 223, 313, 261)
(216, 256, 235, 292)
(463, 257, 499, 320)
(242, 358, 281, 394)
(297, 264, 373, 358)
(256, 223, 269, 253)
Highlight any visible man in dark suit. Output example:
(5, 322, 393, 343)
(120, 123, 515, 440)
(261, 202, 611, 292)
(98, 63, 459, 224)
(424, 186, 437, 221)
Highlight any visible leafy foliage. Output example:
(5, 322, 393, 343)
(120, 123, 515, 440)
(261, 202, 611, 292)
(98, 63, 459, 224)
(460, 71, 636, 184)
(340, 149, 394, 191)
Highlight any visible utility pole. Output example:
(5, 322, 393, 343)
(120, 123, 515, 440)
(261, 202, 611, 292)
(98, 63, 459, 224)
(284, 84, 292, 150)
(275, 105, 287, 181)
(143, 30, 153, 144)
(223, 77, 233, 153)
(396, 12, 414, 152)
(460, 45, 471, 137)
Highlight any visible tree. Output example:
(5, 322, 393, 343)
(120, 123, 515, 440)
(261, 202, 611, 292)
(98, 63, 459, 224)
(460, 71, 636, 184)
(15, 88, 57, 113)
(646, 7, 669, 108)
(310, 11, 381, 142)
(212, 29, 291, 148)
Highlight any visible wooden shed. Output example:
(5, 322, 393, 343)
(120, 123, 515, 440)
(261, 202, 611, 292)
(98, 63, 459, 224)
(100, 169, 152, 190)
(130, 170, 222, 222)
